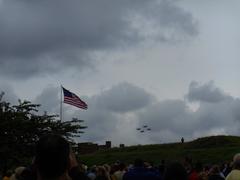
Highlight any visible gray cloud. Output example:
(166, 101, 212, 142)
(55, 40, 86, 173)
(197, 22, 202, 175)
(137, 100, 195, 138)
(136, 81, 240, 143)
(232, 99, 240, 121)
(130, 0, 198, 41)
(0, 0, 198, 78)
(0, 83, 18, 104)
(30, 81, 240, 145)
(75, 108, 119, 142)
(0, 50, 93, 79)
(31, 82, 153, 143)
(77, 82, 154, 143)
(186, 81, 231, 103)
(92, 82, 154, 113)
(157, 0, 198, 37)
(73, 81, 240, 144)
(34, 86, 60, 114)
(3, 79, 240, 145)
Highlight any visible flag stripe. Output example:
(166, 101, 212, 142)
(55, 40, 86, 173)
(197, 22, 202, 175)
(64, 96, 87, 105)
(64, 100, 87, 108)
(62, 87, 88, 110)
(64, 97, 88, 109)
(64, 101, 87, 109)
(64, 98, 88, 107)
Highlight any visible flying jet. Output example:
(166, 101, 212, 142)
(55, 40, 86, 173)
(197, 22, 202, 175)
(140, 130, 144, 133)
(143, 125, 148, 128)
(147, 128, 151, 131)
(136, 128, 141, 131)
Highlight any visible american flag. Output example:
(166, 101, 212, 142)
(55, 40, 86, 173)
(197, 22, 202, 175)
(62, 87, 88, 110)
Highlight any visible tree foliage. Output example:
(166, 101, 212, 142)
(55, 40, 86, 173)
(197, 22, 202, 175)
(0, 93, 87, 171)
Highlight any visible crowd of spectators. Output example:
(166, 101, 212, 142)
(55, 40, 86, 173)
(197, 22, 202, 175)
(1, 134, 239, 180)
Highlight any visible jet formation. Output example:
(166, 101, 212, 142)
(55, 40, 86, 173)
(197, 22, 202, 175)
(136, 125, 151, 133)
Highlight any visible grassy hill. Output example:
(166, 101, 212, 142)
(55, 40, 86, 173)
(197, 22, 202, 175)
(79, 135, 240, 166)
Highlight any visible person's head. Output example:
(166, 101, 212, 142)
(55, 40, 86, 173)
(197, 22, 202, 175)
(96, 166, 107, 177)
(209, 165, 220, 175)
(233, 153, 240, 170)
(10, 167, 26, 180)
(5, 170, 12, 177)
(163, 162, 187, 180)
(103, 164, 110, 173)
(233, 153, 240, 162)
(194, 162, 203, 173)
(118, 162, 126, 171)
(35, 134, 70, 179)
(90, 165, 97, 173)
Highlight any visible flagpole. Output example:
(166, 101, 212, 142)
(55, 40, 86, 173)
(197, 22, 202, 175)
(60, 85, 63, 121)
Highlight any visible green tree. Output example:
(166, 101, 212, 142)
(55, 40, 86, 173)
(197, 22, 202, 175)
(0, 92, 87, 171)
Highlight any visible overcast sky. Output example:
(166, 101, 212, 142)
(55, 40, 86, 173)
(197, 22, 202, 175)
(1, 0, 240, 146)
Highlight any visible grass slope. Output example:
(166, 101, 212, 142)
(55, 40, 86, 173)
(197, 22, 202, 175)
(79, 135, 240, 166)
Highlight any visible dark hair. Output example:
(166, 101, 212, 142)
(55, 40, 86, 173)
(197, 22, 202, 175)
(35, 134, 70, 179)
(119, 162, 126, 171)
(18, 168, 33, 180)
(194, 162, 203, 173)
(209, 165, 220, 175)
(134, 159, 144, 167)
(233, 159, 240, 170)
(163, 162, 187, 180)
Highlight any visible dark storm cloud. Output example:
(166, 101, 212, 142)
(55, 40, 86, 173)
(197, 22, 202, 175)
(186, 81, 231, 103)
(0, 0, 198, 78)
(157, 0, 197, 36)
